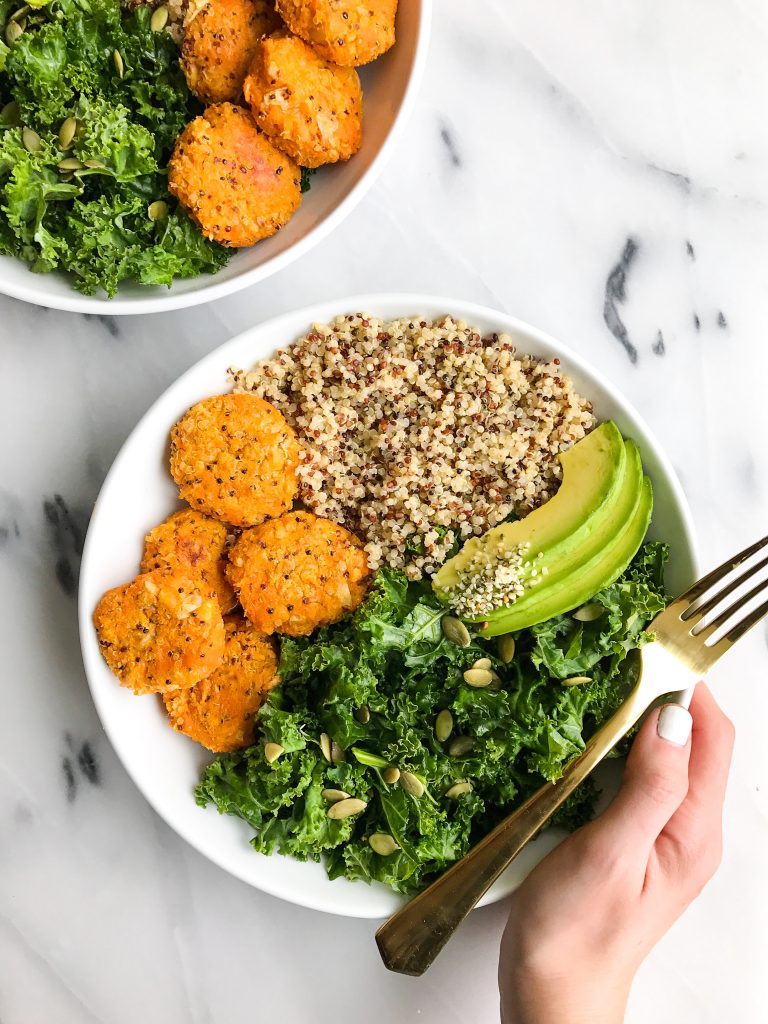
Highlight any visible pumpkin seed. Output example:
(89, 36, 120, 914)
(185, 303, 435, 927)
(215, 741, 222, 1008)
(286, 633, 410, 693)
(327, 797, 367, 820)
(562, 675, 593, 687)
(435, 709, 453, 743)
(448, 735, 475, 757)
(1, 101, 20, 126)
(399, 771, 425, 799)
(57, 157, 84, 171)
(5, 20, 23, 44)
(319, 732, 332, 762)
(150, 3, 169, 31)
(497, 634, 516, 663)
(22, 126, 41, 152)
(382, 766, 400, 785)
(113, 49, 124, 78)
(572, 603, 604, 623)
(83, 158, 107, 169)
(321, 788, 350, 803)
(463, 667, 493, 688)
(58, 117, 78, 150)
(441, 615, 471, 648)
(369, 832, 398, 856)
(147, 199, 168, 221)
(472, 657, 492, 670)
(264, 742, 284, 764)
(445, 781, 473, 799)
(330, 740, 346, 764)
(9, 6, 29, 22)
(354, 705, 370, 725)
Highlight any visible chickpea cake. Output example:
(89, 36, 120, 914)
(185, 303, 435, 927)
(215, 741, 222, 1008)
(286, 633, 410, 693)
(169, 392, 301, 527)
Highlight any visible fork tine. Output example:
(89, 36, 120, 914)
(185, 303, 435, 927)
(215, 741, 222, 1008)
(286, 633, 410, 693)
(673, 534, 768, 613)
(694, 572, 768, 642)
(684, 551, 768, 624)
(711, 596, 768, 662)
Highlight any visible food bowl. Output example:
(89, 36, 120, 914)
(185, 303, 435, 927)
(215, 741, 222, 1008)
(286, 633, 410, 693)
(78, 295, 697, 917)
(0, 3, 431, 315)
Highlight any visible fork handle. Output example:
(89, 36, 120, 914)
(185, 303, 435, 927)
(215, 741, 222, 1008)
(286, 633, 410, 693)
(375, 684, 649, 976)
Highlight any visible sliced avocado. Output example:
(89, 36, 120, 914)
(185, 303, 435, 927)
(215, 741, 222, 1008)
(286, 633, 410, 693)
(433, 421, 627, 599)
(497, 438, 643, 600)
(432, 425, 654, 635)
(479, 464, 652, 635)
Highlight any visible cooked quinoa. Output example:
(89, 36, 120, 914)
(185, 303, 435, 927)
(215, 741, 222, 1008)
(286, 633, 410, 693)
(231, 314, 596, 579)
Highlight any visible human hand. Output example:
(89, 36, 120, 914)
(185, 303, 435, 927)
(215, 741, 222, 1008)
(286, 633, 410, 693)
(498, 683, 734, 1024)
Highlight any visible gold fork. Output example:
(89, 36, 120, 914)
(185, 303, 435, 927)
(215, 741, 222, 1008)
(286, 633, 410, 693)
(376, 535, 768, 976)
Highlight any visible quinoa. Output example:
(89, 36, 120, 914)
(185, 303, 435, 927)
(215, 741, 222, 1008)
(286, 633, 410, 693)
(231, 314, 596, 580)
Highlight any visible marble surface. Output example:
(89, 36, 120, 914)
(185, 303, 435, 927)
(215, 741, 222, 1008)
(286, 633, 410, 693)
(2, 0, 768, 1021)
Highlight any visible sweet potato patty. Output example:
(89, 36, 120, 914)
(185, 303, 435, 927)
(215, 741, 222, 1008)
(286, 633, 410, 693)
(275, 0, 397, 67)
(169, 393, 300, 527)
(140, 509, 237, 613)
(181, 0, 281, 104)
(226, 510, 370, 635)
(168, 102, 301, 248)
(244, 32, 363, 168)
(163, 615, 278, 751)
(93, 569, 225, 695)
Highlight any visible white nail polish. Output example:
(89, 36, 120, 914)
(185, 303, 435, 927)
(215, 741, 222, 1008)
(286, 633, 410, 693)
(657, 704, 693, 746)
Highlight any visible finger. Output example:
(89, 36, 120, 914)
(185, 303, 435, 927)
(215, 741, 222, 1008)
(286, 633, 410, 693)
(679, 682, 734, 814)
(655, 682, 735, 880)
(596, 702, 693, 856)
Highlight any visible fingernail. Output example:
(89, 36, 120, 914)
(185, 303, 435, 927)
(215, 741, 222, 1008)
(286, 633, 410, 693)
(657, 704, 692, 746)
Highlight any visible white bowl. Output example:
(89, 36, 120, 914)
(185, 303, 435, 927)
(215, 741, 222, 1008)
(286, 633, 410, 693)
(78, 295, 698, 918)
(0, 4, 431, 315)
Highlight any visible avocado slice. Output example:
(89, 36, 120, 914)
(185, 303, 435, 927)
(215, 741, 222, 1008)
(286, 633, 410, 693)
(432, 425, 653, 635)
(433, 421, 627, 598)
(479, 462, 652, 635)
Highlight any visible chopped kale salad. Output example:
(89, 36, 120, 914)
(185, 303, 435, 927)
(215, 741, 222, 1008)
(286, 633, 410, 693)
(197, 543, 668, 895)
(0, 0, 229, 295)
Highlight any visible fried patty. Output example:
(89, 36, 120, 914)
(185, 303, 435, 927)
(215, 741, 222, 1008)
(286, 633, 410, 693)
(141, 509, 237, 613)
(244, 32, 363, 167)
(163, 614, 278, 751)
(168, 102, 302, 248)
(226, 509, 370, 635)
(275, 0, 397, 67)
(181, 0, 281, 104)
(169, 392, 300, 527)
(93, 569, 225, 695)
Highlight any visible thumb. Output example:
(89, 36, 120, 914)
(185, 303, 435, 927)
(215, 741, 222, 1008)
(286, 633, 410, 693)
(599, 703, 693, 850)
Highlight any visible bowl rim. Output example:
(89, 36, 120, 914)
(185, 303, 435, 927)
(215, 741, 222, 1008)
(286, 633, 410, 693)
(0, 2, 433, 316)
(78, 293, 699, 917)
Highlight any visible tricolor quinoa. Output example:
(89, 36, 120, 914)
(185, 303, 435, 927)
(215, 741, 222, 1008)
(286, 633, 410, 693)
(231, 314, 596, 579)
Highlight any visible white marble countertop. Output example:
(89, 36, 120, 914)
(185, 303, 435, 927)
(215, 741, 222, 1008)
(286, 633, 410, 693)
(2, 1, 768, 1021)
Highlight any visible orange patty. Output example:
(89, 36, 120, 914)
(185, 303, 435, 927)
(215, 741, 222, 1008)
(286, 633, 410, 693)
(168, 102, 301, 248)
(275, 0, 397, 67)
(93, 569, 225, 695)
(181, 0, 281, 104)
(141, 509, 237, 613)
(163, 615, 278, 751)
(169, 393, 300, 528)
(244, 32, 363, 168)
(226, 510, 370, 635)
